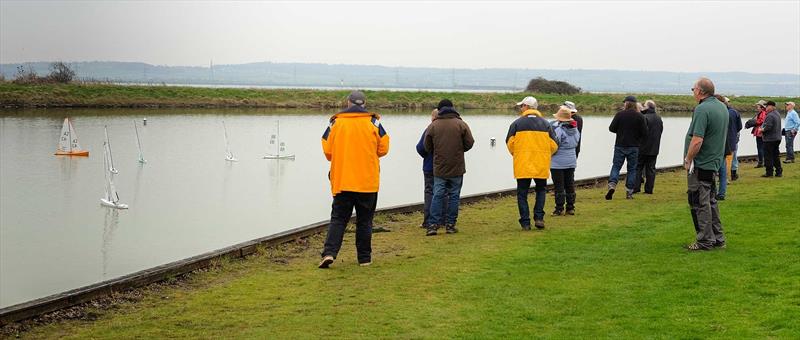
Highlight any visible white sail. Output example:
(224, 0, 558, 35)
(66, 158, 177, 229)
(101, 141, 128, 209)
(58, 118, 72, 152)
(68, 119, 82, 151)
(222, 121, 237, 162)
(133, 121, 146, 163)
(263, 120, 295, 160)
(104, 126, 119, 174)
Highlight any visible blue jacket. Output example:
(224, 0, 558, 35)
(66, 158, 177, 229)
(550, 120, 580, 169)
(727, 107, 743, 152)
(416, 129, 433, 173)
(785, 109, 800, 132)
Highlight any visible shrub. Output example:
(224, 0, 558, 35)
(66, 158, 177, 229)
(525, 77, 581, 94)
(47, 61, 76, 83)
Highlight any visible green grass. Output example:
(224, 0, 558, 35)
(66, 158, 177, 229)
(1, 83, 796, 113)
(14, 163, 800, 339)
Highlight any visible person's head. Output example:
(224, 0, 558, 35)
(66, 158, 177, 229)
(347, 90, 366, 107)
(437, 99, 454, 111)
(786, 101, 796, 111)
(691, 77, 715, 100)
(722, 96, 731, 107)
(516, 96, 538, 112)
(714, 94, 726, 103)
(756, 99, 767, 110)
(553, 106, 573, 122)
(636, 102, 645, 112)
(563, 101, 578, 114)
(623, 95, 637, 111)
(765, 101, 776, 112)
(644, 99, 657, 110)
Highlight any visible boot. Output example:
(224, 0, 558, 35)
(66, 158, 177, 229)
(730, 170, 738, 181)
(605, 182, 616, 200)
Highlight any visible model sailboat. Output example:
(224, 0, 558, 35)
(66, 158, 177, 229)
(263, 121, 295, 160)
(133, 121, 146, 163)
(222, 121, 238, 162)
(100, 140, 128, 209)
(54, 118, 89, 156)
(103, 126, 119, 174)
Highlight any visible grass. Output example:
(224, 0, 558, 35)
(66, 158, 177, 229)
(11, 162, 800, 339)
(1, 82, 796, 113)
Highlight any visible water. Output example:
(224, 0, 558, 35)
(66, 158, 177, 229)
(0, 109, 756, 308)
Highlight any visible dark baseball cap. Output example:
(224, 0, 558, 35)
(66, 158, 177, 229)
(347, 91, 366, 106)
(765, 100, 776, 106)
(623, 95, 637, 103)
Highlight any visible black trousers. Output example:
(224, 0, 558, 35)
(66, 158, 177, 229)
(550, 168, 576, 211)
(763, 140, 783, 176)
(635, 154, 658, 194)
(322, 191, 378, 264)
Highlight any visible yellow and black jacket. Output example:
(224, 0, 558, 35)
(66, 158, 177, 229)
(505, 109, 558, 179)
(321, 105, 390, 196)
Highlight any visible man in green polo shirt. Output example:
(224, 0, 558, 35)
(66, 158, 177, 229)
(683, 77, 729, 251)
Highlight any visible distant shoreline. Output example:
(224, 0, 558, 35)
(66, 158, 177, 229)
(0, 83, 794, 113)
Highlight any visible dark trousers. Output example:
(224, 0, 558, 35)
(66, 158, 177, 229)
(517, 178, 547, 226)
(322, 191, 378, 264)
(422, 172, 447, 227)
(763, 140, 783, 176)
(635, 154, 658, 194)
(756, 136, 764, 164)
(687, 169, 725, 248)
(550, 169, 576, 212)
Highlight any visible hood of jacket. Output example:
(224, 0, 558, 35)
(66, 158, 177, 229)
(520, 108, 542, 117)
(330, 105, 379, 121)
(642, 108, 657, 115)
(437, 106, 462, 119)
(554, 121, 578, 135)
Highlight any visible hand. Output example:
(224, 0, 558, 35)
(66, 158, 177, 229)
(683, 158, 691, 171)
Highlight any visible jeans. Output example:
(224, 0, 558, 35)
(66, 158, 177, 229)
(430, 176, 463, 226)
(756, 136, 764, 164)
(635, 154, 658, 194)
(717, 156, 728, 198)
(786, 131, 796, 160)
(517, 178, 547, 226)
(731, 149, 739, 171)
(763, 140, 783, 176)
(422, 172, 448, 227)
(687, 169, 725, 248)
(550, 169, 575, 212)
(322, 191, 378, 264)
(609, 146, 639, 192)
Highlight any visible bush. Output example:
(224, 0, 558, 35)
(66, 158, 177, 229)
(13, 65, 39, 84)
(47, 61, 76, 83)
(525, 77, 581, 94)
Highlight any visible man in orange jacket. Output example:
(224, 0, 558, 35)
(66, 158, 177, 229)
(319, 91, 390, 268)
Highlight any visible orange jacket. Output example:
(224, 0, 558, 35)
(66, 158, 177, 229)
(321, 106, 390, 196)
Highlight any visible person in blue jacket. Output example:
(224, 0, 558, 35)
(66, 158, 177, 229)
(416, 109, 447, 228)
(550, 106, 581, 216)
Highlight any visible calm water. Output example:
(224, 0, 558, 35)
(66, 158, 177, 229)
(0, 109, 757, 308)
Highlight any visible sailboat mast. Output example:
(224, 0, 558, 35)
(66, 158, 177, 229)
(104, 126, 116, 171)
(66, 118, 73, 152)
(133, 121, 144, 162)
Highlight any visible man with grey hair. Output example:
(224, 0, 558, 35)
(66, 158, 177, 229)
(684, 78, 727, 251)
(634, 99, 662, 194)
(606, 95, 648, 200)
(760, 101, 783, 177)
(784, 101, 798, 163)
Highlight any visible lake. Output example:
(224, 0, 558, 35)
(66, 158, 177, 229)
(0, 108, 757, 308)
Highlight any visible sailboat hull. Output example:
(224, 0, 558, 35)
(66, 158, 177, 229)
(55, 150, 89, 156)
(263, 154, 295, 160)
(100, 198, 128, 209)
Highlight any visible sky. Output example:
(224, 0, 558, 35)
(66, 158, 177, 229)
(2, 0, 799, 74)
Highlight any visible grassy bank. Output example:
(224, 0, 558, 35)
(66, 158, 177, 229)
(9, 161, 799, 338)
(1, 83, 795, 113)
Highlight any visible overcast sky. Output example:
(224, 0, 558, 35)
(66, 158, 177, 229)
(2, 0, 799, 74)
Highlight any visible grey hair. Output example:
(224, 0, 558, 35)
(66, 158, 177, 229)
(644, 100, 656, 109)
(695, 77, 715, 96)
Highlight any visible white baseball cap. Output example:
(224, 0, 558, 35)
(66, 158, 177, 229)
(516, 96, 538, 109)
(563, 101, 578, 113)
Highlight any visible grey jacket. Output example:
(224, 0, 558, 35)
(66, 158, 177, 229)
(761, 110, 783, 142)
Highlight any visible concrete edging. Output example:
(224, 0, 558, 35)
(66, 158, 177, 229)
(0, 154, 767, 325)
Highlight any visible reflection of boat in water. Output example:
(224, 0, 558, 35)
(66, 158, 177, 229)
(54, 118, 89, 156)
(263, 121, 295, 160)
(100, 133, 128, 209)
(101, 208, 120, 277)
(222, 120, 238, 162)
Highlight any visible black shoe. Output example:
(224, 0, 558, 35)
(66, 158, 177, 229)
(783, 159, 794, 163)
(644, 191, 653, 194)
(534, 220, 545, 229)
(755, 163, 764, 168)
(521, 224, 531, 231)
(731, 171, 739, 181)
(685, 243, 711, 251)
(713, 242, 727, 249)
(761, 174, 773, 178)
(425, 226, 438, 236)
(626, 192, 634, 199)
(565, 209, 575, 215)
(318, 255, 334, 269)
(551, 210, 564, 216)
(776, 172, 783, 177)
(715, 194, 725, 201)
(605, 188, 615, 200)
(445, 224, 458, 234)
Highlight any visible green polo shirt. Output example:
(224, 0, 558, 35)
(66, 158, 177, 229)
(684, 96, 729, 171)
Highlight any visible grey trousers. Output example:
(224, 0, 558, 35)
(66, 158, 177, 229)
(687, 169, 725, 248)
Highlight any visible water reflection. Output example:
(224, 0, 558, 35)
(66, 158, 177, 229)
(101, 209, 120, 278)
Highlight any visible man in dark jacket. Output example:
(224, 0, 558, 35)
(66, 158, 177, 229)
(724, 97, 743, 181)
(415, 110, 447, 229)
(760, 101, 783, 177)
(607, 95, 648, 200)
(423, 99, 475, 235)
(634, 100, 663, 194)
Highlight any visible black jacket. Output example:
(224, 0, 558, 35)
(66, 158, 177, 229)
(639, 108, 663, 156)
(609, 109, 648, 147)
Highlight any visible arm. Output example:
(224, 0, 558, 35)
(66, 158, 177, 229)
(734, 111, 743, 132)
(416, 130, 428, 158)
(548, 126, 559, 155)
(761, 114, 774, 134)
(321, 124, 334, 161)
(505, 123, 516, 155)
(424, 124, 434, 153)
(609, 114, 619, 133)
(462, 123, 475, 152)
(376, 123, 389, 158)
(684, 136, 704, 171)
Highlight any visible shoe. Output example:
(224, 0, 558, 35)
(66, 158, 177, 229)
(626, 193, 634, 199)
(565, 209, 575, 215)
(605, 188, 615, 200)
(534, 220, 545, 229)
(359, 261, 372, 267)
(755, 163, 764, 168)
(761, 174, 773, 178)
(731, 171, 738, 181)
(318, 255, 334, 269)
(551, 210, 564, 216)
(713, 242, 726, 249)
(643, 191, 653, 195)
(521, 224, 531, 231)
(715, 194, 725, 201)
(783, 159, 794, 163)
(776, 173, 783, 178)
(685, 243, 711, 251)
(420, 223, 427, 229)
(445, 224, 458, 234)
(425, 226, 438, 236)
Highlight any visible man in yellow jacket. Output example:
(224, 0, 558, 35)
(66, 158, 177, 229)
(319, 91, 390, 268)
(506, 96, 558, 230)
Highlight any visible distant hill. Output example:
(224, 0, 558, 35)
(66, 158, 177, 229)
(1, 61, 797, 96)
